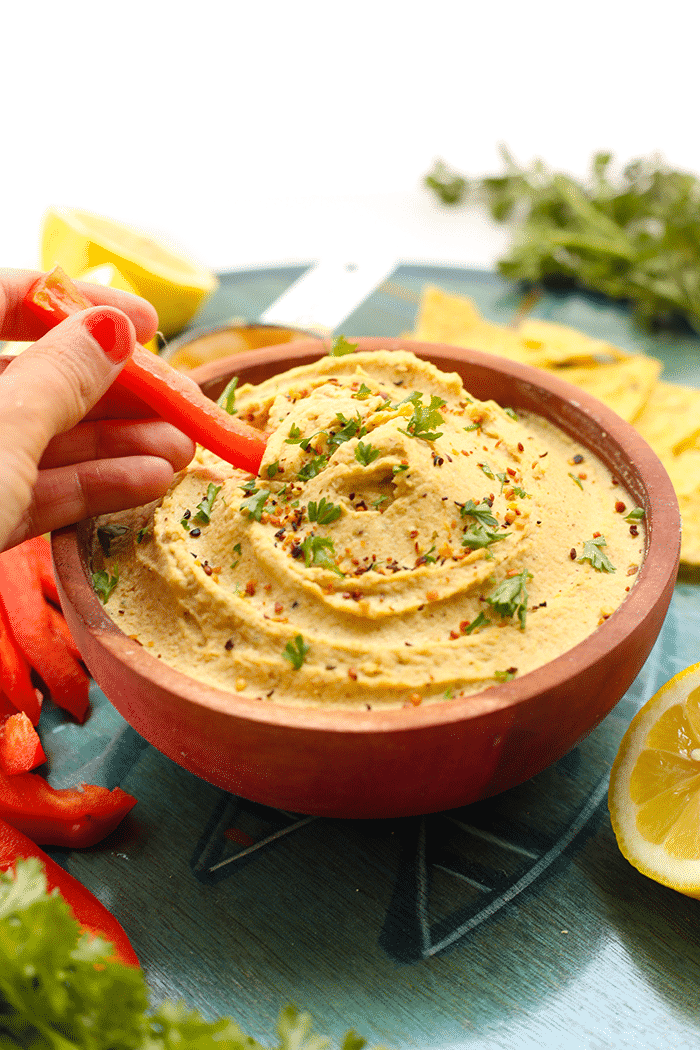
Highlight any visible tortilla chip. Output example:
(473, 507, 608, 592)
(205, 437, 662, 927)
(634, 382, 700, 458)
(556, 355, 662, 424)
(517, 318, 629, 367)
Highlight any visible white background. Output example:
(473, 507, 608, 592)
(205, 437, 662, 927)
(4, 0, 698, 277)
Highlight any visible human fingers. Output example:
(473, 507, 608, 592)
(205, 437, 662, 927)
(0, 268, 158, 344)
(0, 306, 136, 551)
(39, 418, 195, 471)
(2, 456, 179, 550)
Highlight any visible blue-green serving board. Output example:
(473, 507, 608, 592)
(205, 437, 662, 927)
(42, 266, 700, 1050)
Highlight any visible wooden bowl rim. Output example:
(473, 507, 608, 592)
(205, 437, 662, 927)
(52, 338, 681, 737)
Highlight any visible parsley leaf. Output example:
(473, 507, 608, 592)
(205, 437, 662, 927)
(353, 382, 373, 399)
(397, 392, 445, 442)
(462, 524, 509, 550)
(328, 335, 358, 356)
(217, 375, 238, 415)
(486, 570, 532, 629)
(283, 634, 310, 669)
(625, 507, 645, 523)
(297, 453, 329, 481)
(577, 535, 616, 572)
(194, 483, 221, 525)
(329, 412, 366, 451)
(300, 535, 344, 575)
(240, 488, 269, 521)
(569, 472, 584, 490)
(478, 462, 508, 492)
(92, 566, 119, 603)
(307, 497, 342, 524)
(355, 441, 380, 466)
(461, 611, 490, 635)
(459, 499, 498, 529)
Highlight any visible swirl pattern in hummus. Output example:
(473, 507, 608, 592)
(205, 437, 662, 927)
(98, 350, 645, 708)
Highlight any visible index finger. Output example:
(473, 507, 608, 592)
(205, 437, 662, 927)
(0, 268, 159, 345)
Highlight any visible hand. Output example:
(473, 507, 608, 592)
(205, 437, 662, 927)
(0, 270, 195, 552)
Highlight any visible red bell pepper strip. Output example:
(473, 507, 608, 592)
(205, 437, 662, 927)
(24, 267, 267, 475)
(0, 594, 42, 725)
(0, 768, 137, 847)
(0, 816, 139, 966)
(25, 534, 61, 606)
(0, 711, 47, 775)
(0, 542, 90, 723)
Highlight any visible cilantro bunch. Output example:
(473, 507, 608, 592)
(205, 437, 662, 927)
(0, 859, 379, 1050)
(425, 148, 700, 334)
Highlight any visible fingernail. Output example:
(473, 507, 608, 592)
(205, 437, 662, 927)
(84, 311, 132, 363)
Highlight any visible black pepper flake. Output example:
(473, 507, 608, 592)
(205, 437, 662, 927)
(569, 548, 577, 560)
(224, 638, 234, 650)
(182, 509, 191, 519)
(190, 527, 201, 538)
(630, 524, 639, 536)
(290, 543, 303, 558)
(573, 454, 584, 464)
(274, 529, 286, 540)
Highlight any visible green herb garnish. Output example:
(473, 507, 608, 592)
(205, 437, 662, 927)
(625, 507, 645, 523)
(353, 382, 373, 399)
(355, 441, 380, 466)
(266, 460, 281, 479)
(231, 541, 242, 569)
(486, 570, 532, 629)
(494, 668, 517, 682)
(329, 412, 366, 451)
(307, 497, 342, 524)
(136, 526, 149, 544)
(328, 335, 358, 356)
(283, 634, 310, 669)
(240, 488, 269, 521)
(397, 392, 445, 442)
(459, 499, 498, 529)
(461, 524, 509, 550)
(300, 535, 344, 575)
(462, 611, 490, 635)
(92, 566, 119, 603)
(297, 453, 329, 481)
(569, 472, 584, 490)
(194, 483, 221, 525)
(217, 375, 239, 414)
(577, 535, 616, 572)
(478, 462, 508, 492)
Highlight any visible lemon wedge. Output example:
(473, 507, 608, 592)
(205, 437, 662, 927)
(40, 207, 218, 338)
(76, 264, 158, 352)
(608, 662, 700, 897)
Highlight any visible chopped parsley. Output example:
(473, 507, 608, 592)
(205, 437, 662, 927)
(478, 462, 508, 492)
(92, 566, 119, 603)
(297, 453, 329, 481)
(283, 634, 310, 669)
(568, 472, 584, 490)
(577, 535, 616, 572)
(462, 611, 490, 635)
(355, 441, 380, 466)
(392, 463, 409, 475)
(462, 524, 509, 550)
(307, 497, 342, 524)
(397, 392, 445, 442)
(193, 483, 221, 525)
(625, 507, 645, 523)
(327, 335, 358, 356)
(494, 668, 517, 682)
(231, 541, 242, 569)
(136, 526, 149, 543)
(329, 412, 366, 451)
(240, 487, 269, 521)
(459, 499, 498, 529)
(217, 375, 238, 414)
(301, 535, 344, 575)
(486, 570, 532, 629)
(353, 382, 373, 399)
(266, 460, 281, 479)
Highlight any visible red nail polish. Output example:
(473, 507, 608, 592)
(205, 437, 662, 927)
(85, 311, 132, 363)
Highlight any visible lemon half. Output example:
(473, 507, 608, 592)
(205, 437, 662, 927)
(609, 662, 700, 897)
(41, 207, 218, 338)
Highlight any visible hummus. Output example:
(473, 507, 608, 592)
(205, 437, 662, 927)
(96, 349, 645, 708)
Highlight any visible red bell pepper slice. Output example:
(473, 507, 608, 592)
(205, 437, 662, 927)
(0, 768, 137, 847)
(25, 267, 267, 475)
(0, 591, 42, 726)
(0, 543, 90, 723)
(0, 816, 139, 966)
(0, 711, 47, 775)
(25, 534, 61, 606)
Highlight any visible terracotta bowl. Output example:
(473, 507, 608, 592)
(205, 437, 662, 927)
(51, 338, 681, 819)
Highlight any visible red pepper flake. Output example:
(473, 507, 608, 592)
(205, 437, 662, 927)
(629, 524, 639, 537)
(450, 629, 460, 640)
(506, 467, 517, 478)
(517, 442, 524, 452)
(626, 564, 639, 577)
(348, 667, 358, 681)
(245, 580, 257, 596)
(593, 531, 602, 538)
(202, 564, 213, 576)
(569, 548, 577, 560)
(274, 601, 284, 615)
(426, 590, 439, 602)
(409, 529, 419, 538)
(615, 501, 626, 513)
(408, 692, 422, 706)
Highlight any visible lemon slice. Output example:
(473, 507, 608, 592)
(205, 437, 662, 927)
(40, 207, 218, 338)
(609, 662, 700, 897)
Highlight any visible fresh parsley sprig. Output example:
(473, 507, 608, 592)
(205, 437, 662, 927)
(486, 570, 532, 629)
(577, 536, 616, 573)
(92, 567, 119, 603)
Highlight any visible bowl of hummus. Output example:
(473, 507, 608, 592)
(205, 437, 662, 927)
(52, 338, 680, 819)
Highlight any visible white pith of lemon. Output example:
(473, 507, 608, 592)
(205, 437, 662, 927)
(40, 207, 218, 338)
(608, 661, 700, 897)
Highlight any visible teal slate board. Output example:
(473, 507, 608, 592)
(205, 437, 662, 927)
(41, 266, 700, 1050)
